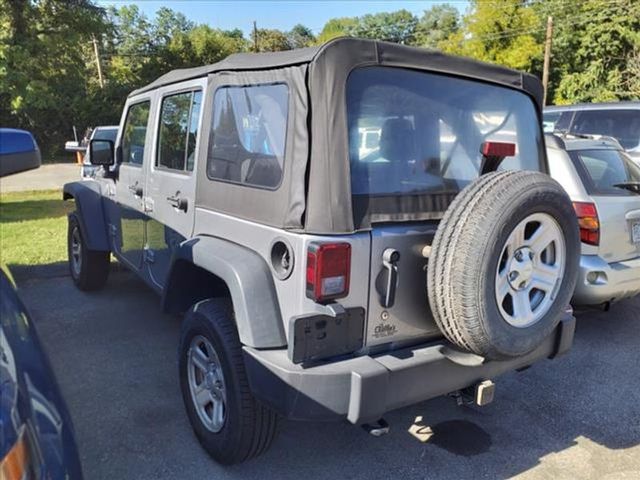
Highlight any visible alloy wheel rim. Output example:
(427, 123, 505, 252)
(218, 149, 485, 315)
(187, 335, 227, 433)
(71, 227, 82, 276)
(495, 213, 566, 328)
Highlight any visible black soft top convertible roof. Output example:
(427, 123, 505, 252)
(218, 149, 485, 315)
(135, 38, 545, 234)
(130, 38, 543, 110)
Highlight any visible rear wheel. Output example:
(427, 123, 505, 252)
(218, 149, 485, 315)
(179, 299, 278, 464)
(67, 213, 110, 291)
(427, 171, 580, 360)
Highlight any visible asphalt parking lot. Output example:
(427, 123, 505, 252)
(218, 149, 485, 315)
(17, 265, 640, 480)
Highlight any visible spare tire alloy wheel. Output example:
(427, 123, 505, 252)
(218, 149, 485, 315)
(496, 213, 566, 328)
(187, 335, 227, 433)
(427, 171, 579, 360)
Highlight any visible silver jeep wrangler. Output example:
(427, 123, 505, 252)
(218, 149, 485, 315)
(64, 38, 579, 464)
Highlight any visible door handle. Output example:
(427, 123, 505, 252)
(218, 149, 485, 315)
(381, 248, 400, 308)
(166, 193, 188, 212)
(128, 183, 143, 197)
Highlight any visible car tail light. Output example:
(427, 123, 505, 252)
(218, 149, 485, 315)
(306, 242, 351, 302)
(480, 141, 516, 157)
(1, 427, 31, 480)
(573, 201, 600, 246)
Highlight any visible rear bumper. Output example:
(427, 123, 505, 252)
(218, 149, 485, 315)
(243, 312, 575, 424)
(572, 254, 640, 305)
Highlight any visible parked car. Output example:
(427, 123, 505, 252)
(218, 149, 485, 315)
(65, 125, 119, 179)
(0, 128, 41, 177)
(544, 102, 640, 165)
(63, 38, 579, 464)
(0, 160, 83, 478)
(546, 133, 640, 306)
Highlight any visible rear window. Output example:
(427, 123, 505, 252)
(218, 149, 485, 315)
(571, 109, 640, 150)
(347, 67, 543, 197)
(572, 149, 640, 195)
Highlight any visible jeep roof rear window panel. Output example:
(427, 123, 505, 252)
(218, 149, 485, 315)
(303, 38, 544, 234)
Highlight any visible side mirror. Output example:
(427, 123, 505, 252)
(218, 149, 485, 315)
(89, 139, 115, 166)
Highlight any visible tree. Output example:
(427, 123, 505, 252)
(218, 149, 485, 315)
(413, 4, 459, 48)
(535, 0, 640, 103)
(348, 10, 418, 44)
(288, 24, 315, 48)
(439, 0, 542, 72)
(316, 17, 357, 44)
(0, 0, 109, 156)
(166, 25, 248, 67)
(252, 28, 291, 52)
(154, 7, 194, 47)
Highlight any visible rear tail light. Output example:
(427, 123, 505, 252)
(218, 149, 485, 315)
(306, 242, 351, 303)
(573, 201, 600, 246)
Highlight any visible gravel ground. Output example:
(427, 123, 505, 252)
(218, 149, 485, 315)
(17, 267, 640, 480)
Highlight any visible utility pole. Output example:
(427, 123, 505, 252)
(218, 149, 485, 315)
(253, 20, 258, 52)
(92, 34, 105, 89)
(542, 16, 553, 106)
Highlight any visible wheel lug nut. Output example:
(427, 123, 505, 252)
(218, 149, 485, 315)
(509, 272, 519, 281)
(515, 251, 523, 261)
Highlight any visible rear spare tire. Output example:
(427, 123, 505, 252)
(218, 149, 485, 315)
(427, 170, 579, 360)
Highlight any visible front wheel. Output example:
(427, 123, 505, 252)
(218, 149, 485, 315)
(179, 299, 279, 465)
(67, 213, 110, 291)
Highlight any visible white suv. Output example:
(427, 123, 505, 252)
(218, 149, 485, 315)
(547, 134, 640, 306)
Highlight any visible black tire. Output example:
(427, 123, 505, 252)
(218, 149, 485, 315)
(427, 171, 580, 360)
(179, 299, 278, 465)
(67, 213, 110, 291)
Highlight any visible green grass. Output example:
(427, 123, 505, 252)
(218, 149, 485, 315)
(0, 189, 73, 266)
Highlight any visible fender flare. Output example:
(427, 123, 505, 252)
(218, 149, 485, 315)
(62, 181, 110, 252)
(163, 236, 286, 349)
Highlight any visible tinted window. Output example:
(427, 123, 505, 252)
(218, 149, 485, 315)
(573, 149, 640, 195)
(347, 67, 543, 196)
(121, 102, 150, 165)
(157, 91, 202, 172)
(572, 110, 640, 149)
(207, 84, 288, 189)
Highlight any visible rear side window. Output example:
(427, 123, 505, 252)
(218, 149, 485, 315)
(573, 149, 640, 195)
(121, 101, 150, 165)
(157, 90, 202, 172)
(571, 110, 640, 150)
(346, 67, 543, 197)
(207, 84, 289, 189)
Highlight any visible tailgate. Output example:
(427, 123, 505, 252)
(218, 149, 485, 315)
(593, 195, 640, 263)
(366, 223, 442, 348)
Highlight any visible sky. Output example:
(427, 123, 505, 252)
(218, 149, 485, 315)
(96, 0, 469, 36)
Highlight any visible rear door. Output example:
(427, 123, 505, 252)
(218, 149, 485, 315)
(145, 79, 205, 288)
(113, 99, 153, 270)
(572, 148, 640, 262)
